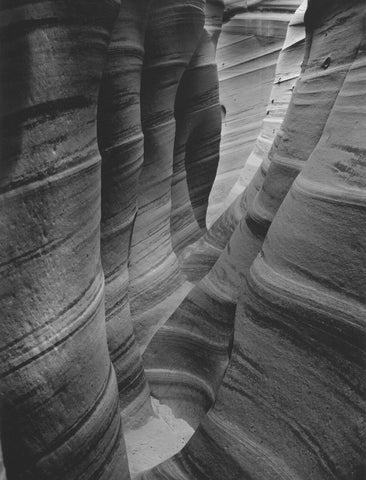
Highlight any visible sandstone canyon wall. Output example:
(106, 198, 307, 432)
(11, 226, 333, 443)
(0, 1, 130, 478)
(128, 0, 206, 350)
(207, 0, 303, 223)
(1, 1, 365, 479)
(139, 1, 366, 479)
(98, 0, 154, 427)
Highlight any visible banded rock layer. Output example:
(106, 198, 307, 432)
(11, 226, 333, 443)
(170, 0, 224, 257)
(143, 0, 320, 426)
(207, 0, 302, 223)
(0, 1, 130, 478)
(139, 1, 366, 478)
(98, 0, 153, 426)
(1, 1, 365, 479)
(182, 0, 307, 282)
(128, 0, 206, 350)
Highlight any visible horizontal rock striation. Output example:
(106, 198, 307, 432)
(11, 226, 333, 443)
(0, 1, 130, 479)
(223, 0, 308, 207)
(138, 1, 366, 478)
(2, 1, 365, 478)
(207, 0, 302, 223)
(170, 0, 224, 257)
(143, 0, 314, 426)
(97, 0, 153, 427)
(182, 0, 307, 282)
(128, 0, 205, 350)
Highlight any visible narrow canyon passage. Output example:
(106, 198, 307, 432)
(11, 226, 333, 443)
(0, 1, 365, 480)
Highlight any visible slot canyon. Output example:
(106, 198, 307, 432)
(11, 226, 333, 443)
(0, 0, 365, 479)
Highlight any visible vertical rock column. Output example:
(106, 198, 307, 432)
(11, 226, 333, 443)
(184, 1, 223, 231)
(0, 2, 129, 479)
(97, 0, 154, 427)
(170, 0, 224, 256)
(129, 0, 205, 350)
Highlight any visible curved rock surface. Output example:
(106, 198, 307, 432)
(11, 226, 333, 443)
(182, 0, 307, 281)
(98, 0, 153, 427)
(207, 0, 302, 223)
(0, 1, 129, 478)
(170, 0, 224, 257)
(128, 0, 205, 350)
(1, 1, 365, 479)
(143, 0, 320, 426)
(138, 1, 366, 478)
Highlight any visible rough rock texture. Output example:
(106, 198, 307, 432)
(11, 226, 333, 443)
(0, 1, 130, 479)
(97, 0, 153, 427)
(128, 0, 206, 350)
(138, 1, 366, 478)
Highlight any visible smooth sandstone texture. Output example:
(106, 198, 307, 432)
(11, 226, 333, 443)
(138, 1, 366, 479)
(97, 0, 153, 427)
(128, 0, 205, 350)
(182, 0, 307, 282)
(143, 1, 314, 427)
(0, 1, 130, 479)
(170, 0, 224, 257)
(2, 1, 365, 479)
(207, 1, 302, 223)
(223, 0, 308, 207)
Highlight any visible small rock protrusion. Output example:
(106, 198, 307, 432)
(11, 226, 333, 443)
(322, 56, 331, 69)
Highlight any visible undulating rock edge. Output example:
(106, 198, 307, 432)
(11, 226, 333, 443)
(139, 1, 366, 479)
(1, 0, 365, 479)
(1, 1, 130, 478)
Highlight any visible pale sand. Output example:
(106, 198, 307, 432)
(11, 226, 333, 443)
(125, 397, 194, 478)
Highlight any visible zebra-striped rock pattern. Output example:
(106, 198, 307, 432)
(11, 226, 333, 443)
(170, 0, 224, 258)
(143, 2, 310, 427)
(138, 1, 366, 478)
(207, 1, 302, 223)
(97, 0, 153, 427)
(128, 0, 205, 350)
(182, 0, 307, 282)
(0, 1, 130, 478)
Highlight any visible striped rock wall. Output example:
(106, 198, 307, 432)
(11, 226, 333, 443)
(143, 0, 308, 427)
(128, 0, 206, 350)
(207, 0, 302, 223)
(182, 0, 307, 282)
(2, 1, 365, 479)
(138, 1, 366, 478)
(0, 1, 130, 479)
(98, 0, 154, 428)
(170, 0, 224, 258)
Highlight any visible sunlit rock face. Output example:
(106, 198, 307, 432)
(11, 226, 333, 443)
(138, 1, 366, 479)
(181, 0, 307, 282)
(207, 0, 302, 223)
(0, 1, 129, 479)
